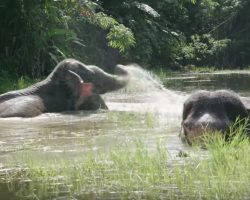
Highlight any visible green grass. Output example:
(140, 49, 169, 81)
(177, 119, 250, 199)
(106, 111, 158, 129)
(183, 65, 216, 73)
(0, 73, 250, 199)
(152, 66, 216, 79)
(1, 126, 250, 200)
(0, 71, 40, 93)
(153, 68, 173, 79)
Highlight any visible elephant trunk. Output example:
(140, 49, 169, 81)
(49, 59, 130, 95)
(93, 70, 129, 94)
(91, 64, 129, 94)
(114, 64, 129, 76)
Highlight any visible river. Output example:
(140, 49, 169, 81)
(0, 67, 250, 199)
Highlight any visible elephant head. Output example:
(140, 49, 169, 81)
(181, 90, 249, 144)
(48, 59, 129, 95)
(0, 69, 95, 117)
(0, 58, 129, 117)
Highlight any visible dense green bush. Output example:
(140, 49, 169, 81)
(180, 34, 231, 67)
(181, 0, 250, 68)
(0, 0, 250, 82)
(0, 0, 135, 77)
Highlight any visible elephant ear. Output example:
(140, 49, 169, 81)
(67, 70, 93, 98)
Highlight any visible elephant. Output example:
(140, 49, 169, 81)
(181, 90, 250, 144)
(0, 58, 129, 117)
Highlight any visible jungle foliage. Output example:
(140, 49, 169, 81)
(0, 0, 250, 79)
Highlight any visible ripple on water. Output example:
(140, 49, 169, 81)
(3, 67, 249, 165)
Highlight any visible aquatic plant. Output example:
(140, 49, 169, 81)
(1, 124, 250, 200)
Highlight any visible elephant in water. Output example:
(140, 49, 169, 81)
(0, 59, 129, 117)
(181, 90, 250, 144)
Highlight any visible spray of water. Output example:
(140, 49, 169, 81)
(104, 64, 187, 121)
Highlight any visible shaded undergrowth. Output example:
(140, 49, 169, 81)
(0, 73, 40, 94)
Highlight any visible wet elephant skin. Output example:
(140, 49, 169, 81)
(0, 59, 129, 117)
(181, 90, 249, 144)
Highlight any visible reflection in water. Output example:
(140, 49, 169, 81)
(165, 71, 250, 96)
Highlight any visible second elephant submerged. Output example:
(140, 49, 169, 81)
(181, 90, 250, 144)
(0, 59, 129, 117)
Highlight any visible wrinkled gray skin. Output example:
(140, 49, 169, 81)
(0, 59, 129, 117)
(181, 90, 249, 144)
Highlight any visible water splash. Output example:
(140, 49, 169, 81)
(104, 64, 187, 120)
(117, 63, 165, 92)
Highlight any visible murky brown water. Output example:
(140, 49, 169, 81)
(0, 68, 250, 199)
(1, 69, 250, 162)
(0, 67, 186, 164)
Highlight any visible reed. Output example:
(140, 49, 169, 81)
(1, 121, 250, 199)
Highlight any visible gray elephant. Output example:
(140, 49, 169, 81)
(0, 59, 129, 117)
(181, 90, 249, 144)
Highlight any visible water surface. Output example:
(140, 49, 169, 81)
(1, 69, 250, 161)
(0, 68, 250, 198)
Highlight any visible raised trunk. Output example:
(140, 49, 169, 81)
(50, 59, 129, 95)
(84, 63, 129, 94)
